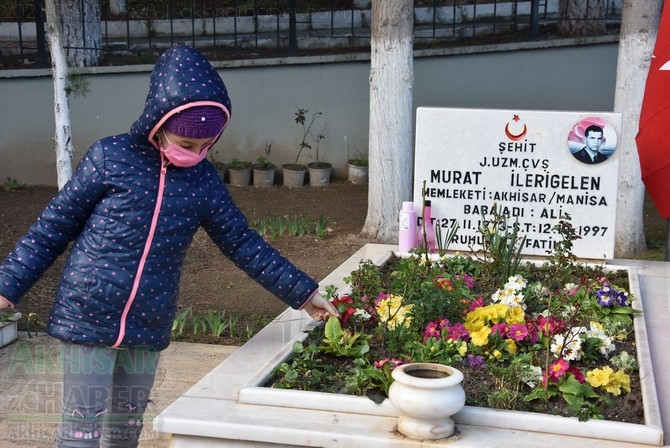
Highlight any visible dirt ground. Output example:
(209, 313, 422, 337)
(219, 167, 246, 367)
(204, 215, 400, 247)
(0, 181, 666, 345)
(0, 182, 370, 343)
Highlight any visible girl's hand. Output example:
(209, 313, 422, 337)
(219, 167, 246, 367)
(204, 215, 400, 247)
(303, 292, 340, 321)
(0, 296, 12, 309)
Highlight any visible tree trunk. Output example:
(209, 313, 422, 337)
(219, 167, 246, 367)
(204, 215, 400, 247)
(45, 0, 75, 189)
(61, 0, 101, 67)
(613, 0, 662, 257)
(361, 0, 414, 243)
(558, 0, 606, 36)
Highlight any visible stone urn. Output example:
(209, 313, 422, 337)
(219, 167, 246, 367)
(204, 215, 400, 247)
(388, 363, 465, 440)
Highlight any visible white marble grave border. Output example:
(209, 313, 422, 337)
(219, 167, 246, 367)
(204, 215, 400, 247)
(155, 244, 664, 447)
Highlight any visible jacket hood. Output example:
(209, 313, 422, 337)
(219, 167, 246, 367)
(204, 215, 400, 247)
(130, 45, 232, 147)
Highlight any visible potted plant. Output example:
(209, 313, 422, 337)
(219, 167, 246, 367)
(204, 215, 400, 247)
(345, 136, 368, 185)
(0, 310, 22, 348)
(283, 107, 324, 188)
(227, 158, 252, 187)
(303, 109, 331, 187)
(209, 149, 227, 180)
(253, 143, 275, 188)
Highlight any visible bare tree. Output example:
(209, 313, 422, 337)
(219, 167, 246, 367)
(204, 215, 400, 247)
(558, 0, 607, 36)
(613, 0, 663, 257)
(361, 0, 414, 243)
(45, 0, 75, 189)
(61, 0, 101, 67)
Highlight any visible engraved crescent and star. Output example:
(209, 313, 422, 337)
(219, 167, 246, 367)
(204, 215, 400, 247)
(505, 114, 527, 141)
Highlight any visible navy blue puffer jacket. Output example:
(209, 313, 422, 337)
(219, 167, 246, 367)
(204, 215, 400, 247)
(0, 46, 318, 350)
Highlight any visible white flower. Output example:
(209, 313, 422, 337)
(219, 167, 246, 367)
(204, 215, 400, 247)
(563, 282, 578, 292)
(353, 309, 371, 321)
(521, 365, 543, 388)
(507, 275, 527, 290)
(551, 331, 583, 361)
(491, 277, 526, 309)
(550, 334, 565, 357)
(586, 321, 615, 357)
(563, 336, 583, 361)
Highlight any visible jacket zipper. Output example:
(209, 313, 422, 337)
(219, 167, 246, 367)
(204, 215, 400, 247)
(112, 156, 168, 348)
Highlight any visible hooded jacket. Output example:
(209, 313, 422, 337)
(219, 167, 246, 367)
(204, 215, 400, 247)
(0, 46, 318, 350)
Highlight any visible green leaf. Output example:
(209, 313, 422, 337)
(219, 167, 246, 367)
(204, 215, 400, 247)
(523, 386, 558, 402)
(323, 316, 343, 345)
(559, 376, 599, 399)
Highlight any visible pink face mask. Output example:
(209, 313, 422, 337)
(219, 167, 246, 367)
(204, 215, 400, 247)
(160, 133, 212, 168)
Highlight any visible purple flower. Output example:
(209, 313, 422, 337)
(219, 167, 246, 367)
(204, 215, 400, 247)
(465, 354, 486, 370)
(596, 283, 627, 307)
(616, 290, 628, 306)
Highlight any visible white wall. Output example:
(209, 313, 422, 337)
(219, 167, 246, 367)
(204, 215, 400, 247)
(0, 38, 619, 186)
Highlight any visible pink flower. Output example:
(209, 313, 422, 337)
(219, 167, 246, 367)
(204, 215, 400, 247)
(536, 315, 565, 336)
(422, 321, 441, 342)
(468, 296, 484, 312)
(525, 322, 539, 344)
(456, 273, 475, 289)
(374, 357, 404, 370)
(490, 323, 508, 338)
(446, 322, 470, 342)
(375, 292, 390, 306)
(508, 323, 528, 341)
(544, 358, 570, 385)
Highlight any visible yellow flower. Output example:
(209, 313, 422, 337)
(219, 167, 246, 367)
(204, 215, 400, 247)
(376, 294, 413, 330)
(506, 306, 525, 324)
(470, 326, 491, 346)
(605, 370, 631, 396)
(492, 303, 509, 321)
(492, 349, 502, 359)
(586, 366, 613, 388)
(505, 339, 518, 355)
(458, 341, 468, 357)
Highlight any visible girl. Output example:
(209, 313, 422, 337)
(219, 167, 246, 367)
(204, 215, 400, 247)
(0, 45, 338, 447)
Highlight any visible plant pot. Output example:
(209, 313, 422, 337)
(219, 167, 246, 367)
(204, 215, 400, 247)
(228, 167, 252, 187)
(307, 162, 332, 187)
(347, 160, 368, 185)
(388, 362, 465, 440)
(282, 164, 307, 188)
(0, 312, 22, 348)
(253, 165, 275, 188)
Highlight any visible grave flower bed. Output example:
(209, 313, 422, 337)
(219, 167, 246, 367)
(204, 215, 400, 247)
(268, 214, 644, 424)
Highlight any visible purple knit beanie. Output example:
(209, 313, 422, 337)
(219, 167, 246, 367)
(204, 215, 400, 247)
(163, 106, 226, 139)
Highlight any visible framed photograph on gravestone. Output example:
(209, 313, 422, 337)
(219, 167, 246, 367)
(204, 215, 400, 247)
(412, 107, 622, 259)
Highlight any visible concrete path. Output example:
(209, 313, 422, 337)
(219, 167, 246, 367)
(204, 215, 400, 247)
(0, 333, 237, 447)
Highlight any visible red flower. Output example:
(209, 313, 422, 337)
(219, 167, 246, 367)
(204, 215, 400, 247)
(332, 295, 356, 325)
(566, 365, 585, 383)
(436, 276, 455, 291)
